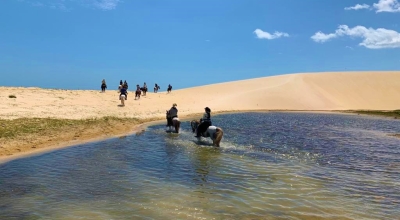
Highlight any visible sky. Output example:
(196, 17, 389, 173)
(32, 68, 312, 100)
(1, 0, 400, 90)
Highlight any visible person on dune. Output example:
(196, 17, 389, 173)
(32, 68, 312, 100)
(119, 86, 128, 100)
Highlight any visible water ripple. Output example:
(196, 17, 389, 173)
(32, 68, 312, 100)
(0, 112, 399, 219)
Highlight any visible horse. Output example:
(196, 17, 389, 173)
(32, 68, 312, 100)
(120, 94, 126, 106)
(167, 85, 172, 93)
(140, 87, 148, 96)
(190, 120, 224, 147)
(101, 83, 107, 92)
(166, 110, 181, 133)
(154, 85, 160, 93)
(135, 89, 141, 100)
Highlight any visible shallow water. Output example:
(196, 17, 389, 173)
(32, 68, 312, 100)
(1, 112, 399, 219)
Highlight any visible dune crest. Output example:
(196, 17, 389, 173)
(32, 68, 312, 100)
(1, 71, 400, 120)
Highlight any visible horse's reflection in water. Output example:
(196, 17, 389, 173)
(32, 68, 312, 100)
(166, 110, 181, 133)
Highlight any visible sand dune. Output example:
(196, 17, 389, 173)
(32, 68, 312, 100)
(1, 71, 400, 160)
(1, 71, 400, 120)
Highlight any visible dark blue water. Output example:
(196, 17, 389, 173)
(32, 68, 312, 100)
(1, 112, 399, 219)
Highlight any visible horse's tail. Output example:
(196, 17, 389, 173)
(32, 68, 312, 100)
(213, 127, 224, 147)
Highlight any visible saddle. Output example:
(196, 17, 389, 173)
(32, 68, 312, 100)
(199, 126, 217, 138)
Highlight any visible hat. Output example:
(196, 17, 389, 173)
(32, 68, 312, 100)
(205, 107, 211, 112)
(173, 103, 177, 107)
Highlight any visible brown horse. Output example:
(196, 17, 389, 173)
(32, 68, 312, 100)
(135, 89, 141, 100)
(166, 110, 181, 133)
(154, 85, 160, 93)
(140, 87, 147, 96)
(190, 120, 223, 147)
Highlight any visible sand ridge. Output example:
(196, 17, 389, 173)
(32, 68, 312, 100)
(2, 71, 399, 121)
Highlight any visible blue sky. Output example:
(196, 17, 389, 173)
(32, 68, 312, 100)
(1, 0, 400, 90)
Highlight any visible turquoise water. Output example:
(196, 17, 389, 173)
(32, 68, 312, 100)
(0, 112, 399, 219)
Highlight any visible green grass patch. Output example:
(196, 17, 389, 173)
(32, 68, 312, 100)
(341, 110, 400, 118)
(0, 116, 142, 139)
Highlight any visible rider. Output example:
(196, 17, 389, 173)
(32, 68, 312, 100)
(195, 107, 212, 137)
(136, 84, 141, 91)
(143, 82, 147, 89)
(168, 103, 178, 119)
(120, 86, 128, 100)
(101, 79, 107, 92)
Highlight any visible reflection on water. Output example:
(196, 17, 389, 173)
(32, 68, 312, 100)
(0, 112, 399, 219)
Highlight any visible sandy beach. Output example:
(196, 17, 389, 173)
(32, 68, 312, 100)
(1, 71, 400, 160)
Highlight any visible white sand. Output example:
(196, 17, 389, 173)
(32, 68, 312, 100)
(1, 71, 400, 120)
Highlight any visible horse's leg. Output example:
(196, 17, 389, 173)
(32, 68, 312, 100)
(174, 121, 180, 133)
(213, 128, 224, 147)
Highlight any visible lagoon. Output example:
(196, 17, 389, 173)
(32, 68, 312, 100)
(1, 112, 399, 219)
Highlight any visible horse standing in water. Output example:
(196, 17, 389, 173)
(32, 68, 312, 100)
(166, 110, 181, 133)
(190, 120, 223, 147)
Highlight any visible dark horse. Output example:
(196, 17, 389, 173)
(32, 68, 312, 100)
(101, 83, 107, 92)
(167, 85, 172, 93)
(190, 120, 223, 147)
(135, 89, 141, 100)
(166, 110, 181, 133)
(140, 87, 148, 96)
(154, 85, 160, 93)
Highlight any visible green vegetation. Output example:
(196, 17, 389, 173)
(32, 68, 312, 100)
(0, 116, 142, 139)
(341, 110, 400, 119)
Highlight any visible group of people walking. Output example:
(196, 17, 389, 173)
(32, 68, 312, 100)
(168, 103, 212, 137)
(103, 79, 210, 136)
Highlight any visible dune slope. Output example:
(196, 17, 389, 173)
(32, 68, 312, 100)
(1, 71, 400, 120)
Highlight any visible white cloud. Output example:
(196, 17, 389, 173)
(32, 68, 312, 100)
(344, 0, 400, 13)
(344, 4, 370, 10)
(373, 0, 400, 12)
(253, 29, 289, 40)
(311, 25, 400, 49)
(92, 0, 121, 10)
(345, 46, 354, 50)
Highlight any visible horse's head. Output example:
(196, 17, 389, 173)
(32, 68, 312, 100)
(190, 120, 199, 133)
(166, 110, 171, 119)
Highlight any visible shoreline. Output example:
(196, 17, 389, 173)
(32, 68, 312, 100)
(2, 70, 400, 164)
(0, 109, 374, 165)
